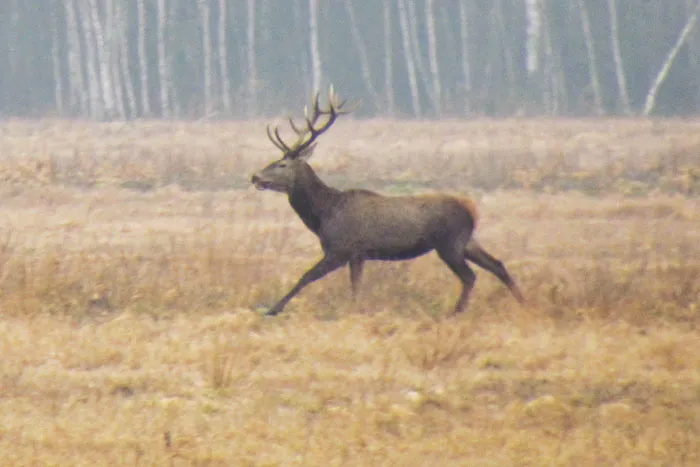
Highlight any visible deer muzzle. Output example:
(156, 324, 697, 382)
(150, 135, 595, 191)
(251, 174, 272, 191)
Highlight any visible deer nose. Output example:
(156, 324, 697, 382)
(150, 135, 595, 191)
(251, 174, 260, 184)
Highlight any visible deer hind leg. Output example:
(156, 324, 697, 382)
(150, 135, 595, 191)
(464, 239, 525, 304)
(437, 248, 477, 314)
(266, 255, 346, 316)
(349, 258, 365, 299)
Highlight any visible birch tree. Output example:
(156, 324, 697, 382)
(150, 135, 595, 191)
(246, 0, 257, 116)
(309, 0, 323, 93)
(78, 0, 103, 119)
(136, 0, 150, 116)
(105, 0, 126, 119)
(383, 0, 395, 116)
(525, 0, 541, 76)
(643, 0, 700, 115)
(397, 0, 421, 116)
(87, 0, 116, 119)
(575, 0, 603, 114)
(425, 0, 442, 115)
(50, 1, 64, 115)
(116, 0, 136, 118)
(406, 0, 434, 111)
(607, 0, 631, 114)
(218, 0, 232, 114)
(525, 0, 544, 113)
(156, 0, 171, 118)
(64, 0, 87, 115)
(198, 0, 214, 116)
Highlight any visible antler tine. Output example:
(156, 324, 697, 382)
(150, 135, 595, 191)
(266, 124, 288, 152)
(287, 116, 306, 136)
(329, 85, 363, 114)
(273, 126, 291, 152)
(329, 85, 342, 111)
(328, 85, 351, 114)
(305, 91, 322, 123)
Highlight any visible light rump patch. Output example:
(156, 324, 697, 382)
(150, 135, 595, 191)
(418, 193, 480, 227)
(455, 195, 480, 227)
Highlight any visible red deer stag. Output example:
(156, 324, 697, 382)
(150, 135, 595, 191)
(251, 87, 524, 316)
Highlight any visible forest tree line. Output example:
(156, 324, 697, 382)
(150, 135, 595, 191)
(1, 0, 700, 120)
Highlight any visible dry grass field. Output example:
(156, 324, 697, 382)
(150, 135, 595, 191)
(0, 118, 699, 466)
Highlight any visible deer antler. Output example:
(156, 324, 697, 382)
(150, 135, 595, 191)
(266, 86, 358, 158)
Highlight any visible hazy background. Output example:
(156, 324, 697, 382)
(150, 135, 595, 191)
(2, 0, 700, 120)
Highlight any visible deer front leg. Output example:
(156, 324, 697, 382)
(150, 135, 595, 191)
(266, 255, 346, 316)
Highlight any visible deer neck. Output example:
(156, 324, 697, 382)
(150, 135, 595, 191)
(288, 164, 340, 234)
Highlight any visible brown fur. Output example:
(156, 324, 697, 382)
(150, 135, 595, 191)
(419, 193, 480, 227)
(455, 196, 480, 227)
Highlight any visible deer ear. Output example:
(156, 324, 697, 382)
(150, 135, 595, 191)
(297, 143, 317, 160)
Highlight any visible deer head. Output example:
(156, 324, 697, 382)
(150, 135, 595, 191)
(251, 87, 355, 194)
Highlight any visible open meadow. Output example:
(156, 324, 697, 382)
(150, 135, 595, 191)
(0, 118, 699, 465)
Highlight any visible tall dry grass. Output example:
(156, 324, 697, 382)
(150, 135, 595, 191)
(0, 119, 698, 465)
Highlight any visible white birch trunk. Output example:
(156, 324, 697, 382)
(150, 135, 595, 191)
(64, 0, 87, 115)
(105, 0, 126, 119)
(525, 0, 541, 75)
(157, 0, 170, 118)
(643, 0, 700, 116)
(685, 0, 700, 94)
(51, 3, 64, 116)
(607, 0, 631, 114)
(246, 0, 257, 116)
(168, 0, 180, 117)
(397, 0, 421, 116)
(406, 0, 432, 107)
(199, 0, 214, 116)
(575, 0, 603, 114)
(343, 0, 380, 111)
(309, 0, 323, 94)
(383, 0, 395, 116)
(87, 0, 116, 119)
(458, 0, 472, 114)
(137, 0, 150, 116)
(218, 0, 231, 114)
(425, 0, 441, 115)
(78, 0, 103, 119)
(116, 0, 136, 118)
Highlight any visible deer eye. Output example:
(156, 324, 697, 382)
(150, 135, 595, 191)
(277, 160, 290, 168)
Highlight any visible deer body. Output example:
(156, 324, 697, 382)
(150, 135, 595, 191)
(251, 89, 524, 316)
(308, 190, 475, 261)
